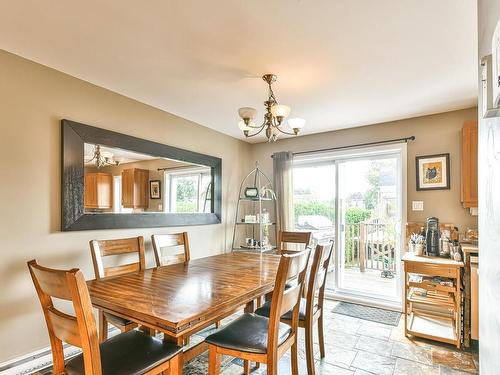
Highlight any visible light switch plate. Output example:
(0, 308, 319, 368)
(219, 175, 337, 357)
(412, 201, 424, 211)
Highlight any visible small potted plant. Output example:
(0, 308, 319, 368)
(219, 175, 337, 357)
(409, 233, 426, 256)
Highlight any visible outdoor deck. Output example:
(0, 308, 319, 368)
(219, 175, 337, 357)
(326, 267, 398, 298)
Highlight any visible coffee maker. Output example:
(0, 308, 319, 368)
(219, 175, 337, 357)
(425, 217, 440, 256)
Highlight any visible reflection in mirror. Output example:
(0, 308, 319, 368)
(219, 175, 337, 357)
(84, 143, 212, 214)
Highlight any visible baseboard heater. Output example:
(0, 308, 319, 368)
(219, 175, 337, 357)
(0, 327, 119, 375)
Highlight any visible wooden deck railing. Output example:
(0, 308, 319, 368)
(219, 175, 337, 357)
(344, 221, 396, 272)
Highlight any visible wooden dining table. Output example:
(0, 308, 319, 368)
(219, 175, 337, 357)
(87, 252, 281, 363)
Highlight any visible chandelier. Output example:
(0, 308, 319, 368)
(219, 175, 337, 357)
(85, 145, 120, 169)
(237, 74, 305, 142)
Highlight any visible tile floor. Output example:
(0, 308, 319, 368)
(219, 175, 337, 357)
(182, 300, 478, 375)
(37, 299, 479, 375)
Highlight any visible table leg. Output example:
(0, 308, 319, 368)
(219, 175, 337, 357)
(163, 334, 185, 369)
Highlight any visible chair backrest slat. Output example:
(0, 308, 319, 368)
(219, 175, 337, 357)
(28, 260, 102, 375)
(152, 232, 190, 267)
(30, 265, 74, 301)
(47, 308, 82, 347)
(90, 236, 145, 280)
(267, 249, 310, 360)
(277, 231, 311, 253)
(279, 285, 302, 316)
(104, 262, 141, 278)
(305, 242, 334, 314)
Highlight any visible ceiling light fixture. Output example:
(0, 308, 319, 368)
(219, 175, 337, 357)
(237, 74, 305, 142)
(85, 144, 120, 169)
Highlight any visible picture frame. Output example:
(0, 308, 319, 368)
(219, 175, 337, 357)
(149, 180, 161, 199)
(416, 153, 450, 191)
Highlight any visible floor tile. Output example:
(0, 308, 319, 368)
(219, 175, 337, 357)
(392, 341, 433, 365)
(321, 346, 357, 368)
(324, 329, 359, 349)
(394, 358, 439, 375)
(353, 370, 376, 375)
(315, 361, 355, 374)
(351, 351, 396, 375)
(355, 335, 394, 355)
(439, 365, 479, 375)
(431, 349, 478, 373)
(357, 321, 392, 340)
(328, 314, 363, 335)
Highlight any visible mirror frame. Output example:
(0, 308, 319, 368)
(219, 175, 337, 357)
(61, 119, 222, 231)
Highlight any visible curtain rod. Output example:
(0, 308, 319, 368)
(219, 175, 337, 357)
(272, 136, 415, 158)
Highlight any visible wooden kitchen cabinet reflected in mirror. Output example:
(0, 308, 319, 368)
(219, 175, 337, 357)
(62, 120, 221, 231)
(83, 143, 212, 215)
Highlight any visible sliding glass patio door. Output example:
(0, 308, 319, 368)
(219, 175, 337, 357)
(293, 144, 405, 310)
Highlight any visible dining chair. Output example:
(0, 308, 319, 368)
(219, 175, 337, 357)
(256, 242, 334, 375)
(206, 249, 310, 375)
(277, 230, 312, 253)
(151, 232, 190, 267)
(27, 260, 182, 375)
(261, 230, 312, 306)
(89, 236, 145, 342)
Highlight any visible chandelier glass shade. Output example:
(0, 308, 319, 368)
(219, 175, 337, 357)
(237, 74, 305, 142)
(85, 144, 120, 169)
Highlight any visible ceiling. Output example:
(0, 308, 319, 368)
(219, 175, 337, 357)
(84, 143, 156, 165)
(0, 1, 477, 143)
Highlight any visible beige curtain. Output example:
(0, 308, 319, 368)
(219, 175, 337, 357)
(273, 151, 294, 231)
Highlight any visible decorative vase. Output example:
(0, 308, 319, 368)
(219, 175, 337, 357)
(408, 243, 415, 253)
(414, 244, 424, 256)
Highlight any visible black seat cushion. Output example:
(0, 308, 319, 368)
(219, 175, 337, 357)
(255, 298, 307, 321)
(66, 330, 181, 375)
(104, 312, 135, 327)
(205, 313, 291, 354)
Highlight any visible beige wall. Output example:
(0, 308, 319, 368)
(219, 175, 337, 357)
(249, 108, 478, 232)
(0, 50, 251, 362)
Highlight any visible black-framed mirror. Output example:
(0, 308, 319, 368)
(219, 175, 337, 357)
(61, 119, 222, 231)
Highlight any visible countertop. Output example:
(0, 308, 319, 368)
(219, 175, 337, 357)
(461, 243, 479, 254)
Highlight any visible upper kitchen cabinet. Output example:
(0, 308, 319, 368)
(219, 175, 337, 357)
(461, 121, 478, 208)
(84, 172, 113, 209)
(122, 168, 149, 209)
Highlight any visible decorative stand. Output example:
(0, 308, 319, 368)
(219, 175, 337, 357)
(232, 162, 278, 253)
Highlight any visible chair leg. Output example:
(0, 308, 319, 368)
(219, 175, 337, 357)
(266, 358, 278, 375)
(291, 339, 299, 375)
(318, 311, 325, 358)
(169, 353, 182, 375)
(208, 345, 220, 375)
(243, 360, 250, 374)
(215, 321, 221, 329)
(98, 310, 108, 342)
(305, 323, 315, 375)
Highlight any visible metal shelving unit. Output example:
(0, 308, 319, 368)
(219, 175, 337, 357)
(231, 163, 278, 253)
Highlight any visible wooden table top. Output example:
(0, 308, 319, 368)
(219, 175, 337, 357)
(402, 252, 464, 267)
(87, 252, 281, 335)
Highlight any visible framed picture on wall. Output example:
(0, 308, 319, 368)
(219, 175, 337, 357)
(150, 180, 161, 199)
(416, 153, 450, 191)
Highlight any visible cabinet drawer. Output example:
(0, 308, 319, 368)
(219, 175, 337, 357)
(405, 262, 458, 278)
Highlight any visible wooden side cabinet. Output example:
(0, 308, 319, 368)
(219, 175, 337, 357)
(84, 172, 113, 209)
(122, 168, 149, 209)
(461, 121, 478, 208)
(403, 253, 463, 349)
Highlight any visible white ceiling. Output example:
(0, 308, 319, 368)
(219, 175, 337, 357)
(0, 1, 477, 143)
(84, 143, 156, 165)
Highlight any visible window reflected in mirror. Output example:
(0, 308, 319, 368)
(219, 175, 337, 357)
(84, 143, 212, 214)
